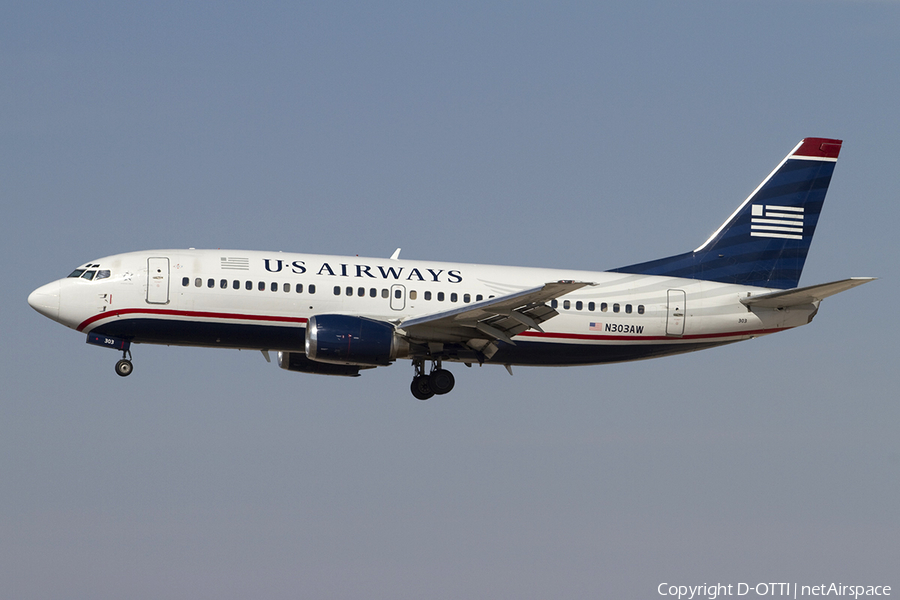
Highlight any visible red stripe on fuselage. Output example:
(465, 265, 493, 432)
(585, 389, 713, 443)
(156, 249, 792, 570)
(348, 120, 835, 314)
(77, 308, 308, 332)
(517, 326, 790, 343)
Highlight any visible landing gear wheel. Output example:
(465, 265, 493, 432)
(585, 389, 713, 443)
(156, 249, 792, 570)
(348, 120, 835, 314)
(115, 359, 133, 377)
(411, 375, 434, 400)
(428, 368, 455, 395)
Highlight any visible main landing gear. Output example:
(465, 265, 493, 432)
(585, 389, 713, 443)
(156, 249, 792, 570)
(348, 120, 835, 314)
(410, 358, 455, 400)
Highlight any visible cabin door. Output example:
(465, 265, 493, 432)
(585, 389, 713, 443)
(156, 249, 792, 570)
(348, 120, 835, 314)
(146, 257, 170, 304)
(666, 289, 686, 337)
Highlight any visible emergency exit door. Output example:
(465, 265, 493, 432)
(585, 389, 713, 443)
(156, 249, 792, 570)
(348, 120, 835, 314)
(146, 257, 170, 304)
(390, 284, 406, 310)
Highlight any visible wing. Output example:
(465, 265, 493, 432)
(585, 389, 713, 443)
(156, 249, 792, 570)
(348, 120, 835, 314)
(398, 280, 592, 359)
(740, 277, 875, 308)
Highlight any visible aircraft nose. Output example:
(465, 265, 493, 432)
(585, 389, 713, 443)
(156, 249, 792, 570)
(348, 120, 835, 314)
(28, 281, 60, 321)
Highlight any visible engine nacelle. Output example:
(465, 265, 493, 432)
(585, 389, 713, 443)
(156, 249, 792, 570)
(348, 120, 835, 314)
(277, 351, 364, 377)
(306, 314, 406, 366)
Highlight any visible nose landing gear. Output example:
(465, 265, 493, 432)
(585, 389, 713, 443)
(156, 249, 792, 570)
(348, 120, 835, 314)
(410, 358, 455, 400)
(86, 333, 134, 377)
(115, 348, 134, 377)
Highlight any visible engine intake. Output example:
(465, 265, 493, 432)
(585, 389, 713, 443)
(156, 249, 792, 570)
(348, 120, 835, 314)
(306, 315, 406, 366)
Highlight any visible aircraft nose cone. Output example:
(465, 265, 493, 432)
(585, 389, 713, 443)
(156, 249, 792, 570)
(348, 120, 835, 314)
(28, 281, 60, 321)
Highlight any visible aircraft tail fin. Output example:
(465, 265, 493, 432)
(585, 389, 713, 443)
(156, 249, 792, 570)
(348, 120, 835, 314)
(609, 138, 842, 289)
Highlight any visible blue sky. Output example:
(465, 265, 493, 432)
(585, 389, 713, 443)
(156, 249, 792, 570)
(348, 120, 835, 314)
(2, 2, 898, 598)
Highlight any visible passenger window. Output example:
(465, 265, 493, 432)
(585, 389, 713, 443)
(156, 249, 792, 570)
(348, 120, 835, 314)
(258, 281, 265, 291)
(638, 304, 645, 314)
(410, 290, 417, 300)
(221, 279, 228, 289)
(182, 277, 189, 287)
(233, 280, 240, 290)
(424, 291, 432, 300)
(438, 292, 445, 301)
(334, 286, 341, 296)
(208, 279, 215, 288)
(551, 299, 558, 308)
(588, 302, 595, 311)
(450, 293, 458, 302)
(576, 301, 583, 310)
(394, 289, 402, 299)
(381, 289, 388, 298)
(463, 294, 470, 303)
(613, 303, 620, 313)
(245, 281, 252, 290)
(601, 302, 608, 312)
(270, 282, 277, 292)
(96, 270, 110, 280)
(563, 300, 570, 310)
(346, 286, 353, 296)
(358, 287, 365, 297)
(296, 283, 303, 293)
(370, 288, 377, 297)
(625, 304, 632, 314)
(195, 278, 202, 287)
(476, 294, 483, 301)
(284, 283, 290, 292)
(309, 284, 316, 294)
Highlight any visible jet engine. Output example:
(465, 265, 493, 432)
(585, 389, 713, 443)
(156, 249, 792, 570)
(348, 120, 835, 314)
(305, 314, 407, 366)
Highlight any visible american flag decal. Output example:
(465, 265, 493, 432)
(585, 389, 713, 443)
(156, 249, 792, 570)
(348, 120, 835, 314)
(750, 204, 804, 240)
(589, 322, 603, 331)
(221, 257, 250, 270)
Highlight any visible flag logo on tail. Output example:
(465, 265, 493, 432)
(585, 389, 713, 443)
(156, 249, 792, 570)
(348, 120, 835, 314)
(750, 204, 804, 240)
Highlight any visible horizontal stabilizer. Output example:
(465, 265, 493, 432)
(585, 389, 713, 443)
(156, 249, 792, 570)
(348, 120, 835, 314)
(741, 277, 875, 308)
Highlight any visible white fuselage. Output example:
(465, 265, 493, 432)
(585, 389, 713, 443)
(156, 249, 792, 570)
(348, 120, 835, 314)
(30, 249, 815, 367)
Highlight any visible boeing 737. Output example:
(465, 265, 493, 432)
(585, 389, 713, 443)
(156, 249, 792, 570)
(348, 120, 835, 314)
(28, 138, 873, 399)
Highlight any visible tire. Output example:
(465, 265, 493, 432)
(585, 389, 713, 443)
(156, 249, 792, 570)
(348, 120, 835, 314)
(428, 369, 455, 395)
(115, 359, 133, 377)
(410, 375, 434, 400)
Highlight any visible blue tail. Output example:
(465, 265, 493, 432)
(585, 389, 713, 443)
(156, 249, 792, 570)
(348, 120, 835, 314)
(609, 138, 842, 289)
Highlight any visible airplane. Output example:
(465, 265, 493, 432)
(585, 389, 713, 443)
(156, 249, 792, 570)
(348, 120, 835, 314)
(28, 137, 874, 399)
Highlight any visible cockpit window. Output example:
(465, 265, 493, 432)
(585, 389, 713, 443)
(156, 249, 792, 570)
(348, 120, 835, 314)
(81, 270, 97, 280)
(68, 269, 86, 278)
(95, 270, 110, 280)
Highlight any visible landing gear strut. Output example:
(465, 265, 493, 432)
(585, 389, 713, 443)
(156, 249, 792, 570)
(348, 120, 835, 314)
(410, 358, 455, 400)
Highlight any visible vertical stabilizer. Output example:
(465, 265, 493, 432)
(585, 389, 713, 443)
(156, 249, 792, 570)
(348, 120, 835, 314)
(609, 138, 842, 289)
